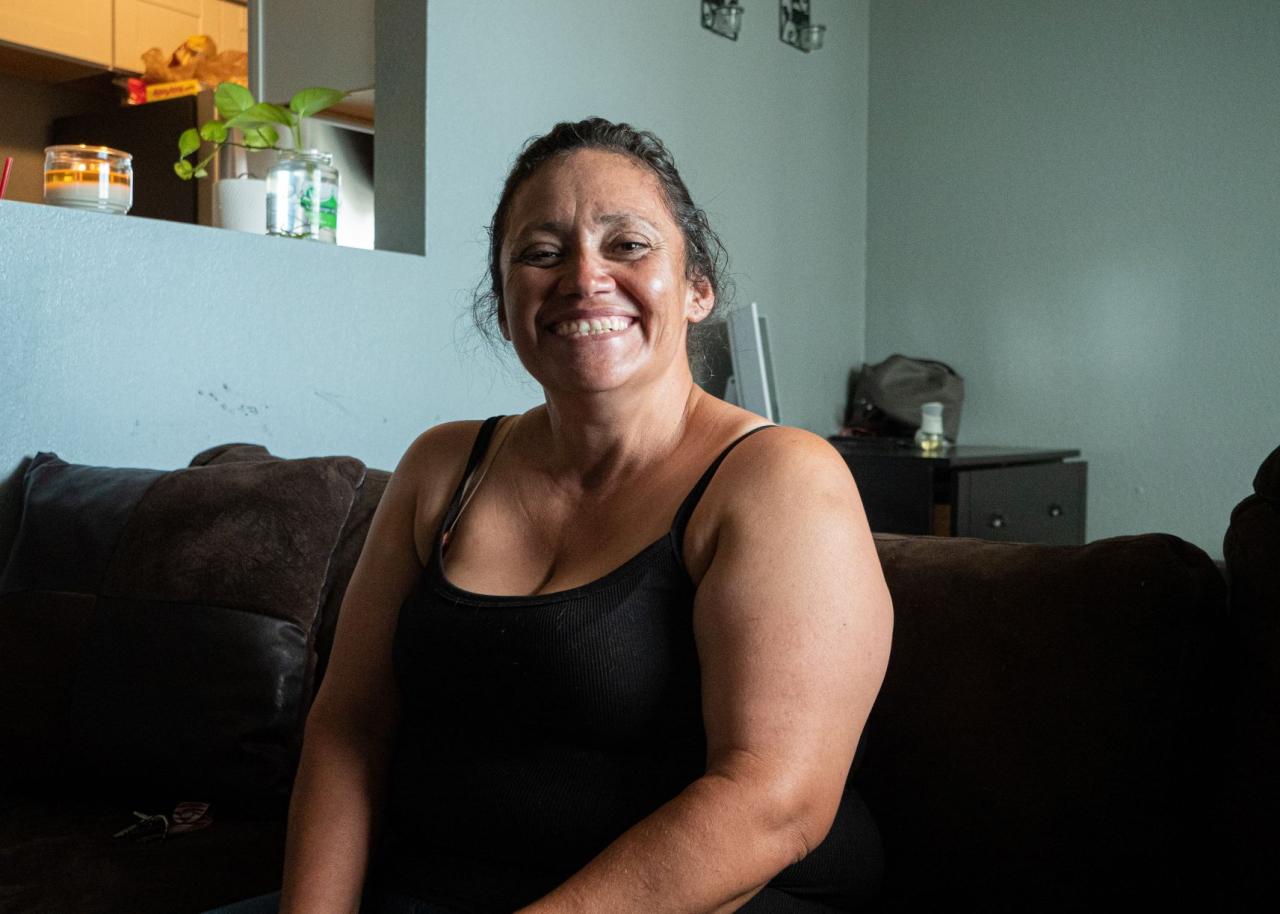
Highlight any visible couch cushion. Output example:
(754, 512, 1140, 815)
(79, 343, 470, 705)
(0, 451, 363, 803)
(190, 443, 391, 688)
(857, 532, 1227, 911)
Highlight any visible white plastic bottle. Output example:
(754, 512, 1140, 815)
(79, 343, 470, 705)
(914, 401, 949, 453)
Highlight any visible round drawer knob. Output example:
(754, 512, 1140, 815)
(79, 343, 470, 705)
(988, 513, 1006, 529)
(1048, 504, 1064, 518)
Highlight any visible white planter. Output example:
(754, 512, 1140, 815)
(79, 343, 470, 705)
(214, 177, 267, 234)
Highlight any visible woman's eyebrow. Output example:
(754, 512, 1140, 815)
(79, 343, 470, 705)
(510, 213, 660, 239)
(505, 220, 567, 242)
(596, 213, 659, 231)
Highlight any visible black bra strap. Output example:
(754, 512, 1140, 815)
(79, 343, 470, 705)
(671, 425, 776, 555)
(438, 415, 505, 545)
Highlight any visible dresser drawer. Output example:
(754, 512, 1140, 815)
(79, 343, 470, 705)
(954, 461, 1087, 545)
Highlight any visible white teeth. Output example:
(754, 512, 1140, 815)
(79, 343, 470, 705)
(554, 316, 630, 338)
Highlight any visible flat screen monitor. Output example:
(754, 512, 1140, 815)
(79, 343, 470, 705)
(692, 302, 781, 423)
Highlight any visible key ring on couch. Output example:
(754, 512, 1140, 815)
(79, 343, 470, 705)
(113, 811, 169, 842)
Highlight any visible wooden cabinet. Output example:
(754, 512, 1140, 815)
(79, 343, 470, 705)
(114, 0, 248, 74)
(0, 0, 113, 67)
(114, 0, 200, 73)
(0, 0, 246, 74)
(831, 440, 1089, 546)
(202, 0, 248, 56)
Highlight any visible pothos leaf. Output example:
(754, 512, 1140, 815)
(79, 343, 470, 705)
(224, 102, 294, 131)
(214, 82, 254, 120)
(289, 87, 347, 119)
(247, 102, 294, 125)
(199, 121, 229, 144)
(178, 128, 201, 157)
(241, 125, 280, 149)
(174, 160, 195, 180)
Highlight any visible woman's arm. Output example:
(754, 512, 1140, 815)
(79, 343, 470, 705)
(518, 427, 893, 914)
(278, 424, 473, 914)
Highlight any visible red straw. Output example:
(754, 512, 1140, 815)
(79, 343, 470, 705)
(0, 157, 12, 200)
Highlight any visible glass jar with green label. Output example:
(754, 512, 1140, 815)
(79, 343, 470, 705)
(265, 149, 338, 243)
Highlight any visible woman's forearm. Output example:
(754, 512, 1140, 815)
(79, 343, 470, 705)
(517, 764, 819, 914)
(278, 713, 393, 914)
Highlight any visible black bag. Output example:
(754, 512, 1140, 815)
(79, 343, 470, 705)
(844, 354, 964, 441)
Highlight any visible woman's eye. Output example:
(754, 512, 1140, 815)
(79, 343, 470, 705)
(518, 248, 560, 265)
(613, 239, 650, 256)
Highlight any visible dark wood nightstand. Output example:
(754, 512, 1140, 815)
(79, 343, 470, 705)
(828, 439, 1088, 545)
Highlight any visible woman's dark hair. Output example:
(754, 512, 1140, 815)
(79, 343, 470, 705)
(473, 117, 731, 347)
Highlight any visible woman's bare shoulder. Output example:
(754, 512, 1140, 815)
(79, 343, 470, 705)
(683, 409, 857, 578)
(744, 424, 848, 472)
(711, 415, 850, 489)
(700, 423, 860, 537)
(398, 419, 489, 472)
(694, 395, 839, 466)
(392, 419, 493, 559)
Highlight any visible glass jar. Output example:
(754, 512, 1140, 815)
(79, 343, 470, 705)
(265, 149, 339, 243)
(43, 145, 133, 214)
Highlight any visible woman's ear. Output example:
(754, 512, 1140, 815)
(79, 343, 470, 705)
(498, 303, 511, 341)
(685, 275, 715, 324)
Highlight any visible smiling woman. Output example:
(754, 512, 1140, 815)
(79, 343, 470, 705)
(211, 118, 893, 914)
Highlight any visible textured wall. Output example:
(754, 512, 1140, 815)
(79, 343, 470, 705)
(866, 0, 1280, 558)
(2, 0, 869, 477)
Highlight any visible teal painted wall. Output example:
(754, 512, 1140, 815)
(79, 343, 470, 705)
(866, 0, 1280, 558)
(2, 0, 869, 475)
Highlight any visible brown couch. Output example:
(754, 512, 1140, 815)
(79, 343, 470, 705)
(0, 442, 1272, 913)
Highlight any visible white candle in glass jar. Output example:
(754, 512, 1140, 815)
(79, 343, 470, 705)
(43, 146, 133, 214)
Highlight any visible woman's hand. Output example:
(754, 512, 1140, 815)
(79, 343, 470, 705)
(519, 426, 893, 913)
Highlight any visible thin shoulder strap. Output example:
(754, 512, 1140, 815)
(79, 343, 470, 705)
(438, 416, 504, 546)
(671, 425, 776, 555)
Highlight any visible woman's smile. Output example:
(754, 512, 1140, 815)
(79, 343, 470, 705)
(549, 314, 636, 339)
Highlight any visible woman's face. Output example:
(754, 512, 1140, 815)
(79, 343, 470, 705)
(498, 149, 713, 396)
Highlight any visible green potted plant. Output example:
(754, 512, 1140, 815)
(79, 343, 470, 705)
(176, 82, 348, 242)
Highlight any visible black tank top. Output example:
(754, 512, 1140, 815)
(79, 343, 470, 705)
(378, 417, 883, 913)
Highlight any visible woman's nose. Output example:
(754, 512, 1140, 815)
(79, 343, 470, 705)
(558, 247, 616, 298)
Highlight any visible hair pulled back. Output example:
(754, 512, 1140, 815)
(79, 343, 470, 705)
(473, 117, 730, 344)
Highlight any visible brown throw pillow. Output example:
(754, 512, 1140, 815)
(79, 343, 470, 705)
(189, 442, 391, 689)
(0, 450, 363, 803)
